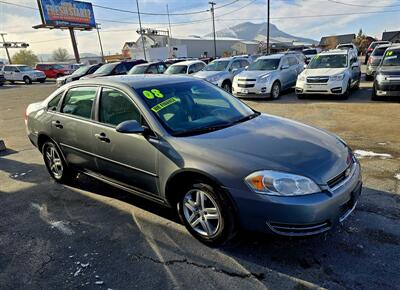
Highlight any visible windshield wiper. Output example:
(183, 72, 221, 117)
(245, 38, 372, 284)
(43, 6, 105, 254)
(230, 112, 260, 125)
(174, 123, 233, 137)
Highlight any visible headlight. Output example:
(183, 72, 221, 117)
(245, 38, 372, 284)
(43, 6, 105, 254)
(298, 74, 306, 82)
(329, 74, 345, 81)
(207, 75, 221, 83)
(245, 170, 320, 196)
(375, 74, 386, 82)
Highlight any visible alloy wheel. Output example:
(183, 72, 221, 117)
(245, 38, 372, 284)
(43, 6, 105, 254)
(182, 189, 221, 237)
(45, 145, 63, 179)
(271, 82, 280, 99)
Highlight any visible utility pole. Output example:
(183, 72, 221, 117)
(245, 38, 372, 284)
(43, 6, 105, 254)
(166, 4, 172, 38)
(266, 0, 270, 54)
(96, 23, 105, 63)
(0, 33, 11, 64)
(136, 0, 147, 60)
(209, 2, 217, 58)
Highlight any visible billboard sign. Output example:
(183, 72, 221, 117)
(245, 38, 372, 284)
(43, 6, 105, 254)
(37, 0, 96, 29)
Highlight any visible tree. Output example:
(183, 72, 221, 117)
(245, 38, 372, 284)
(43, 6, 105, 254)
(11, 49, 39, 66)
(52, 48, 70, 62)
(354, 29, 370, 55)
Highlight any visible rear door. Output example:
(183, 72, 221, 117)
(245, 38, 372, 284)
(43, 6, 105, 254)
(288, 56, 300, 87)
(51, 86, 98, 172)
(279, 57, 291, 88)
(91, 87, 159, 196)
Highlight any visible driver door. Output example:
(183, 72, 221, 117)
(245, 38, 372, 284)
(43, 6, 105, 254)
(91, 87, 159, 196)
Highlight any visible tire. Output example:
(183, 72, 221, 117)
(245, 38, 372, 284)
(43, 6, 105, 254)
(365, 74, 373, 81)
(39, 78, 46, 83)
(56, 74, 63, 78)
(297, 94, 306, 99)
(177, 182, 237, 246)
(42, 141, 77, 183)
(371, 85, 379, 101)
(23, 76, 32, 85)
(221, 81, 231, 93)
(271, 81, 281, 100)
(340, 81, 350, 100)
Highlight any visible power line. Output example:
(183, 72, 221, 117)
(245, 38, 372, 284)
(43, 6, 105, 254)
(327, 0, 400, 8)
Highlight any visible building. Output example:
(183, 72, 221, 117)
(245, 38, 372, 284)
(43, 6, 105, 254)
(382, 31, 400, 43)
(319, 34, 356, 50)
(231, 41, 259, 55)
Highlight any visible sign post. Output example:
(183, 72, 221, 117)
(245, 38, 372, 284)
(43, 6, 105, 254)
(33, 0, 96, 63)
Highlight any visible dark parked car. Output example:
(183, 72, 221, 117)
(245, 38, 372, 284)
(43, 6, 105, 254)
(365, 41, 391, 64)
(128, 61, 167, 74)
(365, 44, 392, 81)
(373, 46, 400, 100)
(81, 60, 147, 79)
(56, 63, 103, 87)
(26, 75, 362, 245)
(0, 73, 5, 86)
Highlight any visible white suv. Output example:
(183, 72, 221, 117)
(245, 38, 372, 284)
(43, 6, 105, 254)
(1, 64, 46, 84)
(295, 49, 361, 99)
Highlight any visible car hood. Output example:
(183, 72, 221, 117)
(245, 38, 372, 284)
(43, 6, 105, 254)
(303, 68, 347, 77)
(377, 66, 400, 75)
(193, 70, 227, 80)
(236, 70, 274, 79)
(173, 114, 349, 184)
(81, 73, 108, 79)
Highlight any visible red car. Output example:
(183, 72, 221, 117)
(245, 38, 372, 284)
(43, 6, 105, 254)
(35, 63, 68, 79)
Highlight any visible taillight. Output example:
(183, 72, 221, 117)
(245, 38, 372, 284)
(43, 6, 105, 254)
(368, 56, 374, 64)
(367, 47, 373, 52)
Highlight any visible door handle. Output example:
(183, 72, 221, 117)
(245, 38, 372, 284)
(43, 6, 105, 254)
(95, 133, 110, 143)
(51, 120, 63, 129)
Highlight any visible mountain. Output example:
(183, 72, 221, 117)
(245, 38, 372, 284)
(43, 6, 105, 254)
(205, 22, 317, 44)
(37, 52, 99, 62)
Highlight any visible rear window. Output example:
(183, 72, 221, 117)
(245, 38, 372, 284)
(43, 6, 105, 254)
(372, 47, 390, 57)
(61, 87, 97, 119)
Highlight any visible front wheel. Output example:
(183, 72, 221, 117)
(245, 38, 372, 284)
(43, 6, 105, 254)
(178, 183, 237, 246)
(221, 81, 231, 93)
(42, 141, 77, 183)
(23, 76, 32, 85)
(271, 81, 281, 100)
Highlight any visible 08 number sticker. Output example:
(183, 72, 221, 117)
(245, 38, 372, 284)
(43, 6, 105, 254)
(143, 89, 164, 99)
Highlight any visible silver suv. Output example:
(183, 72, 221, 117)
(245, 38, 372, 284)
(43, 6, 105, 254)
(232, 53, 305, 99)
(193, 57, 249, 92)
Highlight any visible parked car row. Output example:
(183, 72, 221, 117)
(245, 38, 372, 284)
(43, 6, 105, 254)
(0, 64, 46, 84)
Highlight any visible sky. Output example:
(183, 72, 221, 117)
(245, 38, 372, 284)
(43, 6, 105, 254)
(0, 0, 399, 60)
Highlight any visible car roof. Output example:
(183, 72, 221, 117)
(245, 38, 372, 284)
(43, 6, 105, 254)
(71, 75, 199, 89)
(375, 44, 393, 49)
(135, 61, 162, 67)
(257, 54, 283, 60)
(321, 49, 348, 55)
(170, 60, 204, 66)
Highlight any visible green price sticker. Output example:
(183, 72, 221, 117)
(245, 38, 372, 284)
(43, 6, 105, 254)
(386, 51, 393, 56)
(151, 97, 178, 113)
(143, 89, 164, 99)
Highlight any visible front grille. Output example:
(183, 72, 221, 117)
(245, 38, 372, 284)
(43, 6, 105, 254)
(267, 221, 331, 236)
(238, 83, 255, 88)
(307, 76, 329, 83)
(238, 78, 256, 81)
(327, 157, 355, 189)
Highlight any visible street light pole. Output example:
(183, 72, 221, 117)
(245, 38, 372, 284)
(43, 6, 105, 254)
(96, 23, 105, 63)
(0, 33, 12, 64)
(136, 0, 147, 60)
(166, 4, 172, 38)
(266, 0, 270, 54)
(209, 2, 217, 58)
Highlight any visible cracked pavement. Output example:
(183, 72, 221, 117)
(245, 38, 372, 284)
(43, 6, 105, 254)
(0, 74, 399, 289)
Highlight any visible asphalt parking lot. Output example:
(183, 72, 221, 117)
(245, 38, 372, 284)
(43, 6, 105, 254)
(1, 72, 399, 289)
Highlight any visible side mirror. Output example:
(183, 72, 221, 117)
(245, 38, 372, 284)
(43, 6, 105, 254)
(116, 120, 145, 134)
(245, 66, 249, 70)
(281, 64, 289, 70)
(303, 64, 308, 69)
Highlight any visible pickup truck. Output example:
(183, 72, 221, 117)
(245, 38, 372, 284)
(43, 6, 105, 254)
(1, 64, 46, 84)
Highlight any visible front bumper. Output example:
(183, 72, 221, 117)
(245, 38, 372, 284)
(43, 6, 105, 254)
(232, 80, 272, 98)
(375, 81, 400, 97)
(226, 161, 362, 236)
(296, 79, 346, 95)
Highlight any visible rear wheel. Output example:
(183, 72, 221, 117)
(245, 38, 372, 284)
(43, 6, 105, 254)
(42, 141, 77, 183)
(23, 76, 32, 85)
(271, 81, 281, 100)
(177, 182, 237, 246)
(371, 84, 379, 101)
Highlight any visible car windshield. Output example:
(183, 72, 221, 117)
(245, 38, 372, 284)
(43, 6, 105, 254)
(72, 65, 90, 75)
(93, 63, 117, 74)
(134, 80, 257, 136)
(308, 54, 348, 69)
(303, 49, 317, 55)
(53, 64, 64, 69)
(381, 49, 400, 66)
(18, 66, 34, 72)
(372, 47, 390, 57)
(248, 58, 280, 71)
(129, 65, 148, 74)
(165, 65, 188, 74)
(204, 60, 230, 71)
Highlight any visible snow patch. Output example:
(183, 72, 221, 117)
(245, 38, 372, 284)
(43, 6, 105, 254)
(31, 203, 74, 235)
(395, 173, 400, 181)
(354, 150, 392, 159)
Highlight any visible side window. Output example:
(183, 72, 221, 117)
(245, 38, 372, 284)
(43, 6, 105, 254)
(99, 88, 141, 126)
(288, 56, 298, 66)
(3, 66, 11, 72)
(197, 63, 205, 71)
(280, 57, 289, 67)
(230, 60, 241, 71)
(114, 64, 127, 74)
(188, 65, 195, 74)
(47, 91, 64, 111)
(61, 87, 97, 119)
(157, 64, 166, 73)
(147, 65, 158, 74)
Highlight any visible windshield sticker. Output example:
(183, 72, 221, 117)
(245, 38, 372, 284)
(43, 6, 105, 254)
(151, 97, 178, 113)
(386, 51, 393, 56)
(143, 89, 164, 99)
